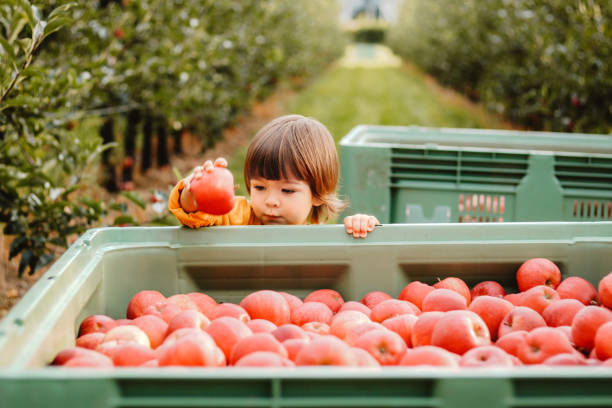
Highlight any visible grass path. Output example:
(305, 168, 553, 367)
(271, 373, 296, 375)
(230, 44, 513, 194)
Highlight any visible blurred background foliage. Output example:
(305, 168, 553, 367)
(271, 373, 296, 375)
(388, 0, 611, 133)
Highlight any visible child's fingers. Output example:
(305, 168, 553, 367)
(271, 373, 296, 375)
(203, 160, 214, 172)
(214, 157, 227, 168)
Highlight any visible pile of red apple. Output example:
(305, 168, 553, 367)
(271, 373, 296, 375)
(52, 258, 612, 368)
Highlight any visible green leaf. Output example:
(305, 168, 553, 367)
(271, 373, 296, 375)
(119, 191, 147, 209)
(113, 215, 137, 226)
(0, 37, 17, 68)
(18, 249, 32, 277)
(0, 94, 40, 110)
(49, 3, 75, 20)
(172, 166, 183, 182)
(42, 17, 71, 41)
(15, 0, 36, 30)
(9, 235, 28, 259)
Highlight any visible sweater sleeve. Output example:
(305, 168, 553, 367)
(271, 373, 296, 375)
(168, 179, 256, 228)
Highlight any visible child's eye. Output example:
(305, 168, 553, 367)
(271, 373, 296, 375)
(254, 185, 265, 191)
(282, 189, 295, 194)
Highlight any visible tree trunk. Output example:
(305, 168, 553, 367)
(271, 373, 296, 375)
(172, 128, 183, 154)
(100, 117, 118, 192)
(156, 117, 170, 168)
(141, 113, 153, 172)
(122, 110, 140, 184)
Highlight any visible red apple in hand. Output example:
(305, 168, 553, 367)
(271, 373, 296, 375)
(190, 160, 235, 215)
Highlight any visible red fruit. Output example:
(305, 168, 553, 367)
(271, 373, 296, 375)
(283, 338, 309, 362)
(143, 301, 182, 323)
(166, 294, 198, 311)
(459, 345, 514, 367)
(301, 321, 330, 336)
(246, 319, 277, 334)
(556, 276, 598, 305)
(78, 315, 117, 337)
(112, 343, 156, 367)
(304, 289, 344, 313)
(113, 28, 124, 39)
(229, 333, 287, 365)
(516, 258, 561, 292)
(343, 321, 385, 346)
(205, 316, 252, 361)
(431, 310, 490, 355)
(598, 272, 612, 309)
(471, 281, 506, 299)
(102, 325, 151, 348)
(272, 324, 309, 343)
(433, 277, 471, 305)
(361, 291, 392, 309)
(468, 295, 513, 341)
(63, 353, 113, 368)
(381, 314, 418, 347)
(157, 329, 223, 367)
(398, 281, 435, 310)
(234, 351, 295, 367)
(497, 306, 546, 339)
(399, 346, 459, 367)
(190, 165, 235, 215)
(209, 303, 250, 323)
(571, 306, 612, 352)
(496, 330, 528, 357)
(187, 292, 217, 317)
(329, 310, 370, 340)
(130, 314, 169, 349)
(75, 332, 105, 350)
(421, 288, 467, 312)
(541, 298, 584, 327)
(370, 299, 419, 322)
(127, 290, 166, 319)
(354, 329, 407, 365)
(543, 353, 587, 366)
(351, 347, 381, 367)
(520, 285, 560, 315)
(503, 293, 523, 306)
(52, 347, 105, 366)
(595, 321, 612, 360)
(516, 327, 574, 364)
(411, 311, 445, 347)
(295, 335, 356, 366)
(278, 292, 303, 313)
(291, 301, 333, 326)
(338, 301, 372, 317)
(240, 290, 290, 326)
(166, 310, 210, 337)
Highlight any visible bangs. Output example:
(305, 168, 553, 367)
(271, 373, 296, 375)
(246, 126, 307, 182)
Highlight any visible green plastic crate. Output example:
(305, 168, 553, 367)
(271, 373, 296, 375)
(1, 223, 612, 407)
(340, 125, 612, 223)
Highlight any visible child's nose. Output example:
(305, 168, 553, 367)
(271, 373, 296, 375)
(265, 192, 280, 207)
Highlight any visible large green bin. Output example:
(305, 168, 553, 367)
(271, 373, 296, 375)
(1, 223, 612, 407)
(340, 125, 612, 223)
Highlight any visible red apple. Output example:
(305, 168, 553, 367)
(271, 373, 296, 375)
(598, 272, 612, 309)
(204, 316, 253, 361)
(143, 301, 182, 323)
(295, 335, 356, 366)
(572, 305, 612, 352)
(431, 310, 490, 355)
(187, 292, 217, 317)
(63, 353, 113, 368)
(433, 277, 471, 305)
(468, 295, 513, 341)
(595, 321, 612, 360)
(354, 329, 407, 365)
(399, 346, 459, 367)
(338, 301, 372, 317)
(101, 325, 151, 348)
(240, 290, 290, 326)
(381, 314, 418, 347)
(234, 351, 295, 367)
(112, 343, 156, 367)
(130, 314, 169, 349)
(51, 347, 107, 366)
(209, 303, 250, 323)
(278, 292, 303, 313)
(190, 164, 235, 215)
(516, 258, 561, 292)
(543, 353, 587, 366)
(351, 347, 381, 367)
(246, 319, 277, 333)
(398, 281, 435, 310)
(301, 321, 330, 336)
(229, 333, 287, 365)
(75, 332, 105, 350)
(272, 324, 309, 343)
(343, 321, 385, 346)
(291, 301, 333, 326)
(497, 306, 546, 338)
(166, 294, 199, 311)
(411, 311, 445, 347)
(495, 330, 528, 357)
(78, 315, 117, 337)
(459, 345, 514, 367)
(361, 291, 392, 309)
(370, 299, 419, 322)
(282, 338, 309, 362)
(541, 298, 584, 327)
(329, 310, 371, 340)
(304, 289, 344, 313)
(556, 276, 599, 305)
(421, 288, 467, 312)
(166, 309, 210, 336)
(471, 281, 506, 299)
(516, 327, 574, 364)
(127, 290, 166, 319)
(503, 293, 523, 306)
(520, 285, 560, 315)
(157, 329, 223, 367)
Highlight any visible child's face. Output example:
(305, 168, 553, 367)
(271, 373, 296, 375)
(249, 177, 321, 225)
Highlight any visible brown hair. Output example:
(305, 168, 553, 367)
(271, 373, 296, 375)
(244, 114, 345, 224)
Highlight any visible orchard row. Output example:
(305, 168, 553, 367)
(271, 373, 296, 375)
(52, 258, 612, 368)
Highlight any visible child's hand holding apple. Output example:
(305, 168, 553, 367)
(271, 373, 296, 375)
(180, 157, 236, 215)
